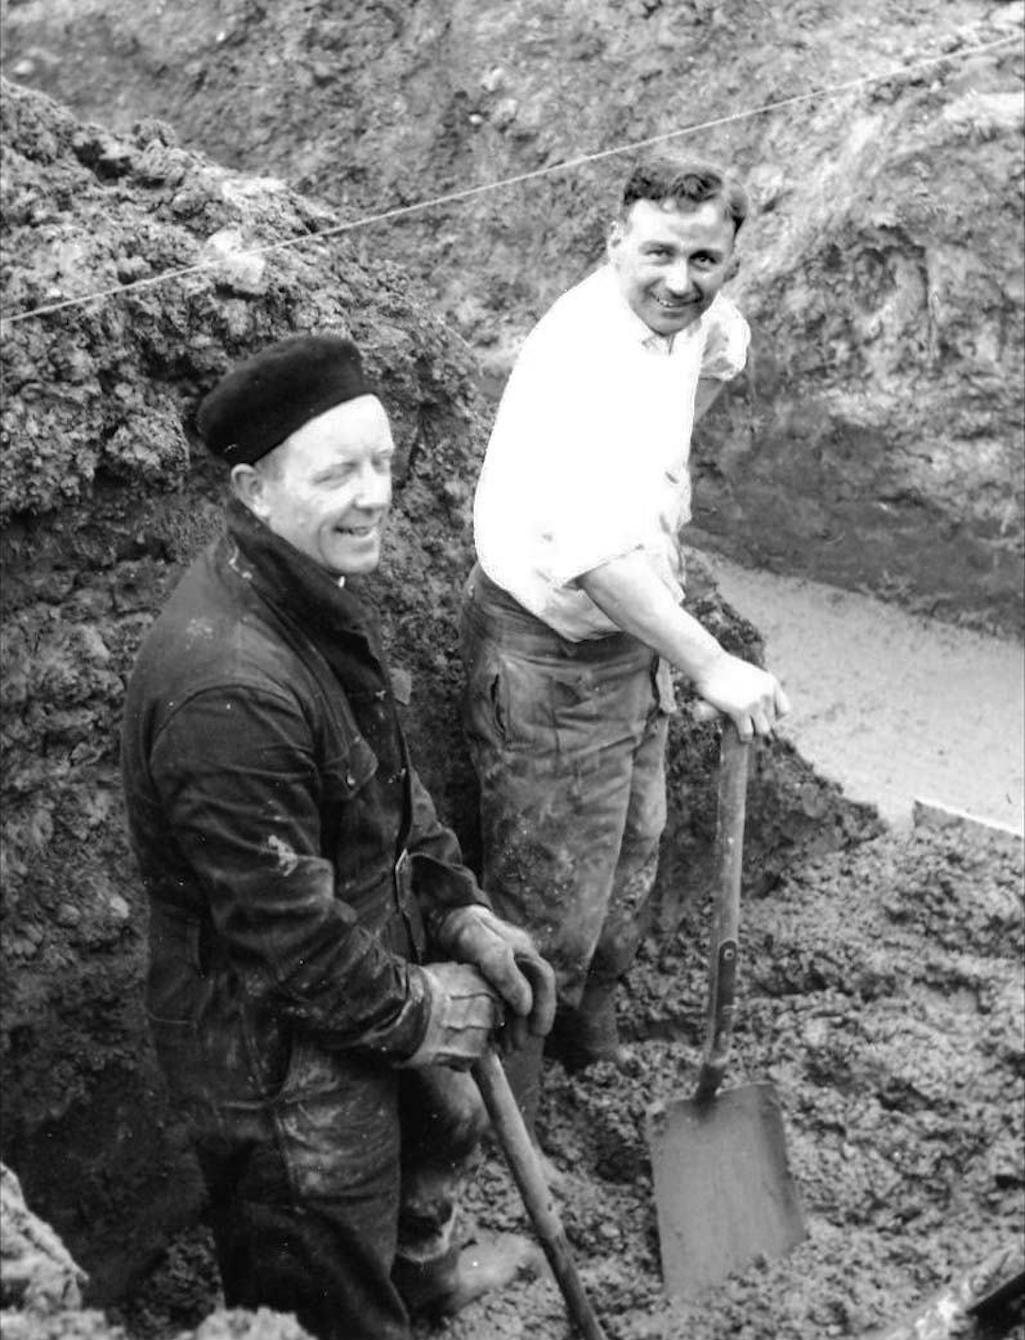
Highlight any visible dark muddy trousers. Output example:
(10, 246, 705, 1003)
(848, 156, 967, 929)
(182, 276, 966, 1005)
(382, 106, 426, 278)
(184, 1058, 486, 1340)
(460, 563, 673, 1008)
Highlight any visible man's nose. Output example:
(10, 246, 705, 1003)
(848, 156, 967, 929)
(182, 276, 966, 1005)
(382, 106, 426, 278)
(664, 261, 696, 296)
(354, 462, 391, 509)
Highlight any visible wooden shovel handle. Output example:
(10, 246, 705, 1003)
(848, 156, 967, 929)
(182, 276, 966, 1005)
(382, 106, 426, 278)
(472, 1050, 609, 1340)
(694, 725, 750, 1103)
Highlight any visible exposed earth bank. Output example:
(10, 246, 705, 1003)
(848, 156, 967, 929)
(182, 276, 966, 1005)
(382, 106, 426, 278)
(0, 5, 1023, 1337)
(3, 0, 1024, 631)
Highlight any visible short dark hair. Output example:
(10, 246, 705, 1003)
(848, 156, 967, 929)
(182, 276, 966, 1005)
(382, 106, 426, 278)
(620, 157, 749, 235)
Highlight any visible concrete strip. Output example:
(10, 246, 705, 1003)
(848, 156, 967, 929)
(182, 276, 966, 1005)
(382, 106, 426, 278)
(912, 797, 1024, 843)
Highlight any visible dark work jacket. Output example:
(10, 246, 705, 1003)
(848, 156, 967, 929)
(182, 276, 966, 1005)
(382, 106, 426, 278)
(121, 499, 484, 1112)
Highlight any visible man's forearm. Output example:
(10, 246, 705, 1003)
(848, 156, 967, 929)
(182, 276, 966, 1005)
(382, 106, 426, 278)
(578, 549, 726, 681)
(579, 549, 790, 740)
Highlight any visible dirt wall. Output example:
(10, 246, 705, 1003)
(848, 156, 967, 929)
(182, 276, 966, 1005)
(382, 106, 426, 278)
(3, 0, 1023, 632)
(0, 74, 490, 1302)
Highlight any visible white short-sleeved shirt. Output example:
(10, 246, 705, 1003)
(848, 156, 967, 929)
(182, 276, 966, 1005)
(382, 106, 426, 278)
(473, 264, 750, 640)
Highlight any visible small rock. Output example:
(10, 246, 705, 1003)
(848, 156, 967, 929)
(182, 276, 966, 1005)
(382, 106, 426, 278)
(107, 894, 131, 922)
(0, 1164, 88, 1312)
(492, 98, 518, 132)
(116, 255, 151, 283)
(203, 227, 267, 295)
(391, 666, 413, 705)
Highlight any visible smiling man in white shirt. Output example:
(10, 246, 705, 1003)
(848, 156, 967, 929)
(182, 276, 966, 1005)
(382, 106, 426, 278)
(460, 157, 790, 1134)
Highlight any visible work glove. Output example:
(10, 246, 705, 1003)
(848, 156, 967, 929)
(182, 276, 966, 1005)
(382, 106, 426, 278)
(434, 905, 557, 1053)
(400, 963, 504, 1070)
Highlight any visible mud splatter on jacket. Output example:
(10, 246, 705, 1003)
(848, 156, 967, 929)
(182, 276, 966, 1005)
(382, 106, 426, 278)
(121, 498, 485, 1111)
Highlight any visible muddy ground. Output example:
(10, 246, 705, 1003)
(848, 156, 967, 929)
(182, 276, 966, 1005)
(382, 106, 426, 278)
(8, 822, 1020, 1340)
(95, 822, 1025, 1339)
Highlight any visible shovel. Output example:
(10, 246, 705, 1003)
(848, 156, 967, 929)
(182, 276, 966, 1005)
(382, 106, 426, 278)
(646, 724, 806, 1301)
(473, 1049, 608, 1340)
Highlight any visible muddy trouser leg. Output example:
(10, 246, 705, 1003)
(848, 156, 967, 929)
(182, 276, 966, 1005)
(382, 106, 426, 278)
(391, 1064, 488, 1308)
(191, 1051, 410, 1340)
(576, 658, 672, 1033)
(460, 578, 672, 1108)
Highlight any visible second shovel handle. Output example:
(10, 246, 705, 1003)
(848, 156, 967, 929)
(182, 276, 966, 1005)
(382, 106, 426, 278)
(695, 725, 750, 1101)
(472, 1051, 609, 1340)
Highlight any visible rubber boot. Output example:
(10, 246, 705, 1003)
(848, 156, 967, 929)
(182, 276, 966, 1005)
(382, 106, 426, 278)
(500, 1034, 545, 1136)
(549, 978, 630, 1074)
(393, 1232, 543, 1319)
(495, 1034, 573, 1194)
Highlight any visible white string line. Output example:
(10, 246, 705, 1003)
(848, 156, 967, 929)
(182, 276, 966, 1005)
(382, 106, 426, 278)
(1, 31, 1017, 329)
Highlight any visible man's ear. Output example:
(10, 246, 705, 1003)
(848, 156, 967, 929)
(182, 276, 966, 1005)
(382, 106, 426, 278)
(229, 462, 267, 516)
(606, 218, 625, 261)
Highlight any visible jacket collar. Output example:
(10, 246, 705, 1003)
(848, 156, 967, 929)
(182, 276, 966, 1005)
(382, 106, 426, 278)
(223, 497, 381, 653)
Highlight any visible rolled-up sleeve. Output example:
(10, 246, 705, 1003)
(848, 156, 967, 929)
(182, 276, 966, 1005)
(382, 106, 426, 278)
(149, 684, 430, 1059)
(700, 294, 751, 381)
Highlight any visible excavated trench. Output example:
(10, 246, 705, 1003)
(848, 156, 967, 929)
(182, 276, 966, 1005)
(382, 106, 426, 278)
(1, 16, 1023, 1337)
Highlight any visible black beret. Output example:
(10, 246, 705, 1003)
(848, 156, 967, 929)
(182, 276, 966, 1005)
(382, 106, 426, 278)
(197, 334, 371, 465)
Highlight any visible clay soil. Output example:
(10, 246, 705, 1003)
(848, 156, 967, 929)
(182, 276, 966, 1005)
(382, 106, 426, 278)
(4, 0, 1023, 634)
(0, 3, 1023, 1336)
(101, 821, 1024, 1340)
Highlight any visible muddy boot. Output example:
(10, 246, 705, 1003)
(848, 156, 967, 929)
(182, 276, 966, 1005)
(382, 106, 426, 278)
(393, 1232, 543, 1319)
(495, 1036, 572, 1194)
(548, 979, 630, 1074)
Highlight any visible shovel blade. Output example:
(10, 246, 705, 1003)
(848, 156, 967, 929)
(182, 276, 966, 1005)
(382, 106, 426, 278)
(647, 1080, 806, 1301)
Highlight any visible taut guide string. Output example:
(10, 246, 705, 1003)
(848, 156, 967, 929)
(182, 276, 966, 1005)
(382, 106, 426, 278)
(0, 31, 1018, 329)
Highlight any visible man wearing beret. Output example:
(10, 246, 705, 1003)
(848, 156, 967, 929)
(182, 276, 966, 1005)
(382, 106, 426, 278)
(462, 156, 790, 1133)
(121, 334, 556, 1340)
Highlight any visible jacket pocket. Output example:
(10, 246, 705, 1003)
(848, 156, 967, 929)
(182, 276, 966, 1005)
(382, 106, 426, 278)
(147, 932, 292, 1107)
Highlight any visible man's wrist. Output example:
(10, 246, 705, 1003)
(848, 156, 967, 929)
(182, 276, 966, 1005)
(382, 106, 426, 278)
(395, 965, 440, 1067)
(674, 630, 728, 685)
